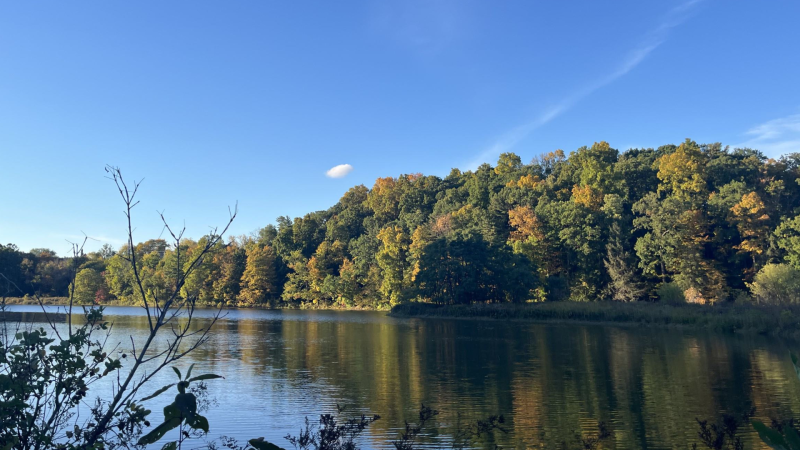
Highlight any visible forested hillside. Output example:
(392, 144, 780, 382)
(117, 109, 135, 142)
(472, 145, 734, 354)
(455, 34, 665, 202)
(5, 139, 800, 308)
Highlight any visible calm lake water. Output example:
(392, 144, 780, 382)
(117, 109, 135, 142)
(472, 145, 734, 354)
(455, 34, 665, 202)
(5, 305, 800, 449)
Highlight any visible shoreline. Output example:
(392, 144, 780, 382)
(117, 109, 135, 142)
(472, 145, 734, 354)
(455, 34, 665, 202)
(8, 296, 800, 338)
(1, 296, 389, 312)
(388, 302, 800, 338)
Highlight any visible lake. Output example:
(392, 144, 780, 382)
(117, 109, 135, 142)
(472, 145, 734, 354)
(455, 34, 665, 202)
(5, 305, 800, 449)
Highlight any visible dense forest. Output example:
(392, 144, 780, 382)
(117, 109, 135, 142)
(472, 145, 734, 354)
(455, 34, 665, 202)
(4, 139, 800, 308)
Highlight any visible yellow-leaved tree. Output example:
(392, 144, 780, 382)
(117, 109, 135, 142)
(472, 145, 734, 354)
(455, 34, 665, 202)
(731, 191, 770, 273)
(655, 139, 707, 203)
(239, 244, 278, 306)
(376, 225, 410, 306)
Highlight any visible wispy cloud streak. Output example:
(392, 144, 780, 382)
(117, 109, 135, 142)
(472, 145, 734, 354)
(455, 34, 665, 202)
(733, 113, 800, 157)
(61, 234, 126, 245)
(464, 0, 704, 170)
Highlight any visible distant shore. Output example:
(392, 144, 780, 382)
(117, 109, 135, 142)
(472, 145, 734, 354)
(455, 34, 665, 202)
(8, 296, 800, 338)
(1, 296, 388, 311)
(389, 301, 800, 337)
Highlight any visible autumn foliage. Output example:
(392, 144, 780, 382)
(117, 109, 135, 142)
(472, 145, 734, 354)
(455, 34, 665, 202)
(5, 140, 800, 307)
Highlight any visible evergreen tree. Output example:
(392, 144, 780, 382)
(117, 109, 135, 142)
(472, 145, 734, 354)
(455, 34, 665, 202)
(604, 224, 646, 302)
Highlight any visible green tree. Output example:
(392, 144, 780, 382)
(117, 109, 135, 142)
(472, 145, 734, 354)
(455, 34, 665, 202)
(70, 267, 107, 304)
(181, 237, 222, 304)
(775, 214, 800, 269)
(570, 141, 619, 195)
(281, 250, 312, 304)
(603, 195, 646, 302)
(306, 240, 347, 304)
(414, 236, 533, 304)
(104, 252, 134, 300)
(633, 193, 684, 281)
(98, 243, 116, 259)
(0, 244, 27, 295)
(494, 152, 523, 175)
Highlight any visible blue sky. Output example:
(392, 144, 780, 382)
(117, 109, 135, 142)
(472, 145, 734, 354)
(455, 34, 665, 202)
(1, 1, 799, 254)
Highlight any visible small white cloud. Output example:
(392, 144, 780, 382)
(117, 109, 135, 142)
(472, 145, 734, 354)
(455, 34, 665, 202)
(326, 164, 354, 179)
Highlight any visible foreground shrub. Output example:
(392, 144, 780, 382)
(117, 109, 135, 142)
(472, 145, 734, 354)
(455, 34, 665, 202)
(0, 167, 235, 450)
(747, 263, 800, 305)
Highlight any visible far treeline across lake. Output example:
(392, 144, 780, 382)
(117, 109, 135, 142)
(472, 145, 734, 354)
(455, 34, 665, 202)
(5, 140, 800, 316)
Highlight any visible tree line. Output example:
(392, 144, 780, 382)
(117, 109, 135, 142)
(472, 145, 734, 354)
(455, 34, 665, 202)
(5, 139, 800, 308)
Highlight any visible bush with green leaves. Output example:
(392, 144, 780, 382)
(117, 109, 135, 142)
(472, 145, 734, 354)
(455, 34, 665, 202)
(0, 166, 235, 450)
(657, 282, 685, 304)
(747, 263, 800, 305)
(0, 307, 133, 450)
(137, 365, 223, 450)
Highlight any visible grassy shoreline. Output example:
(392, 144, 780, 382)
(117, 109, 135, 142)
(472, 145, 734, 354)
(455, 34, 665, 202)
(0, 296, 388, 311)
(9, 296, 800, 338)
(2, 297, 144, 308)
(389, 301, 800, 337)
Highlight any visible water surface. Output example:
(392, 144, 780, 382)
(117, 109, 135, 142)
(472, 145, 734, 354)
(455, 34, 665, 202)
(6, 305, 799, 449)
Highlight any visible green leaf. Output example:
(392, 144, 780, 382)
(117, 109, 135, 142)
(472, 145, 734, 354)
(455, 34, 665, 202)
(102, 358, 122, 376)
(137, 418, 181, 445)
(248, 438, 285, 450)
(164, 404, 181, 422)
(187, 374, 224, 383)
(141, 384, 176, 402)
(784, 426, 800, 450)
(185, 412, 209, 433)
(1, 437, 20, 450)
(161, 442, 177, 450)
(753, 420, 789, 449)
(172, 367, 182, 379)
(175, 393, 198, 416)
(185, 363, 195, 381)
